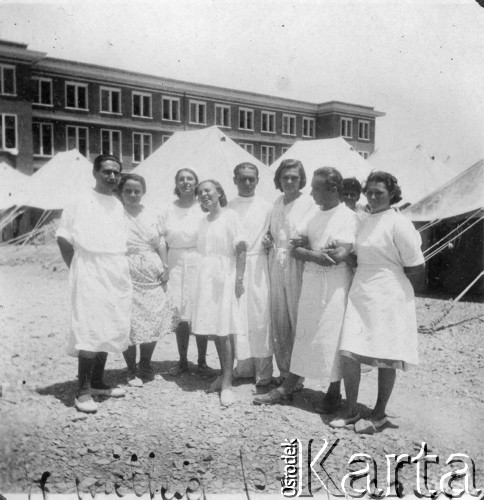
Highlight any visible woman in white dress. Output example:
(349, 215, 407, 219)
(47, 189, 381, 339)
(265, 159, 316, 382)
(161, 169, 211, 376)
(254, 168, 357, 407)
(119, 174, 178, 387)
(330, 171, 425, 433)
(191, 180, 247, 406)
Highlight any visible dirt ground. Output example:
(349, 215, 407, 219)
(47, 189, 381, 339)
(0, 242, 483, 497)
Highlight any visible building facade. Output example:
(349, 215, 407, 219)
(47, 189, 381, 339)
(0, 40, 385, 174)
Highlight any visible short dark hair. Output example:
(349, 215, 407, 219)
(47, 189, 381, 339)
(93, 154, 122, 172)
(313, 167, 343, 194)
(363, 171, 402, 204)
(197, 179, 228, 211)
(274, 159, 306, 192)
(233, 162, 259, 178)
(174, 168, 199, 197)
(118, 173, 147, 194)
(342, 177, 362, 195)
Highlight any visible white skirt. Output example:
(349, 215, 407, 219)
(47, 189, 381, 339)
(191, 254, 246, 337)
(67, 249, 132, 356)
(167, 247, 199, 322)
(290, 264, 353, 382)
(339, 264, 419, 368)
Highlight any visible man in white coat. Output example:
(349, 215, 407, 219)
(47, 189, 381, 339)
(56, 154, 131, 413)
(229, 162, 273, 387)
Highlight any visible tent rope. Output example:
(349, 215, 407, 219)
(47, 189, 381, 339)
(418, 219, 441, 233)
(19, 210, 51, 248)
(423, 208, 483, 256)
(424, 215, 484, 262)
(0, 206, 24, 233)
(419, 271, 484, 334)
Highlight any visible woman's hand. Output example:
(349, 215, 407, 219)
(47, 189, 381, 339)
(262, 232, 274, 252)
(235, 280, 245, 298)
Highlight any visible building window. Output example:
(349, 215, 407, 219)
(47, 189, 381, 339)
(100, 87, 121, 114)
(33, 123, 53, 157)
(261, 111, 275, 133)
(162, 134, 172, 144)
(281, 146, 290, 155)
(340, 117, 353, 138)
(302, 117, 315, 138)
(239, 143, 254, 155)
(66, 126, 88, 157)
(132, 92, 152, 118)
(0, 114, 17, 150)
(101, 129, 122, 158)
(282, 114, 296, 136)
(261, 145, 275, 166)
(358, 120, 370, 141)
(358, 151, 370, 159)
(162, 97, 180, 121)
(239, 108, 254, 131)
(32, 78, 53, 106)
(65, 82, 88, 110)
(215, 104, 231, 128)
(0, 65, 16, 96)
(189, 100, 206, 125)
(133, 133, 152, 163)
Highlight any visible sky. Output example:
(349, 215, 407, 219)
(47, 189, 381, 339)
(1, 0, 483, 169)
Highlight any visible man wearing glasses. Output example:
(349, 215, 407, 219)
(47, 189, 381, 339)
(56, 154, 132, 413)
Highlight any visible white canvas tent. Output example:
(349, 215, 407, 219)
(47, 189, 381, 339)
(135, 126, 277, 207)
(0, 162, 30, 209)
(403, 159, 484, 221)
(24, 150, 94, 210)
(403, 160, 484, 297)
(369, 144, 459, 205)
(269, 137, 372, 192)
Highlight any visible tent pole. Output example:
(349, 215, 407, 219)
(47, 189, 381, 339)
(419, 270, 484, 334)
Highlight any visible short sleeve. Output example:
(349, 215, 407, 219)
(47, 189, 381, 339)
(334, 210, 358, 247)
(394, 214, 425, 267)
(55, 202, 77, 244)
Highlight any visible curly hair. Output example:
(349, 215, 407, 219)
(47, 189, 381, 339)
(197, 179, 228, 212)
(363, 171, 402, 204)
(274, 159, 306, 192)
(174, 168, 199, 197)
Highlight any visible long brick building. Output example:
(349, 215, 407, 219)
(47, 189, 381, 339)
(0, 39, 384, 174)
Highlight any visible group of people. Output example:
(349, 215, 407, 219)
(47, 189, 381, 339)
(57, 153, 425, 434)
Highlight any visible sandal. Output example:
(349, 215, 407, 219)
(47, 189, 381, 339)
(329, 413, 361, 428)
(253, 389, 291, 406)
(355, 416, 388, 434)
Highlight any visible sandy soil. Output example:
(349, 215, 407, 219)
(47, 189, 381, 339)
(0, 243, 483, 496)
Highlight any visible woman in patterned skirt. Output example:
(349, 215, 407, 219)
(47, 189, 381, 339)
(120, 173, 179, 387)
